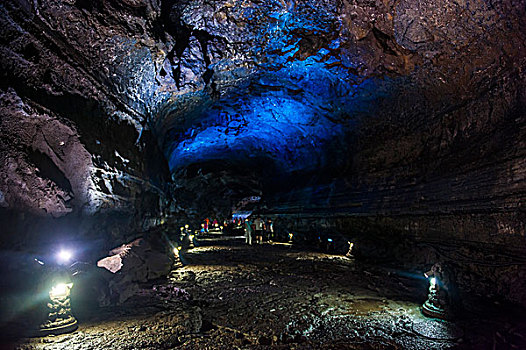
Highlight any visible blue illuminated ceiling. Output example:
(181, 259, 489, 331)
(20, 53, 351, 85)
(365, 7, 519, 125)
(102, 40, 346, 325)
(165, 70, 393, 175)
(152, 0, 396, 184)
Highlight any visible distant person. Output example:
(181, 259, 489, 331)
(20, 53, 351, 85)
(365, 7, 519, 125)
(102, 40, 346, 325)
(204, 218, 209, 233)
(265, 219, 274, 242)
(253, 217, 264, 244)
(180, 226, 191, 249)
(244, 218, 253, 245)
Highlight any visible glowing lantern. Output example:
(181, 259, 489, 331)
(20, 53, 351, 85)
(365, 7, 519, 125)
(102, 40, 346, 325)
(39, 281, 77, 335)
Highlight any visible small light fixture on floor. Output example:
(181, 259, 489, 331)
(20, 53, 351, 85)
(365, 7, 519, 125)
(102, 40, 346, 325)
(346, 241, 354, 257)
(39, 256, 78, 336)
(173, 246, 182, 255)
(422, 264, 447, 319)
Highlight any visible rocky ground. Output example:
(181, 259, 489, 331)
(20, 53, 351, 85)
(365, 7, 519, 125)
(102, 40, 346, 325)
(5, 235, 526, 349)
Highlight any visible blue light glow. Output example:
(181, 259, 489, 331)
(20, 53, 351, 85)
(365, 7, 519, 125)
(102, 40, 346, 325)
(165, 67, 392, 176)
(156, 1, 398, 183)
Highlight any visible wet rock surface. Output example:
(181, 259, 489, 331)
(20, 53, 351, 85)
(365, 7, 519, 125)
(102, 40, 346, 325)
(8, 239, 526, 349)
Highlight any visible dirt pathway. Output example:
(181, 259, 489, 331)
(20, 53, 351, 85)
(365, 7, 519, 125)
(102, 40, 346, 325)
(9, 240, 525, 349)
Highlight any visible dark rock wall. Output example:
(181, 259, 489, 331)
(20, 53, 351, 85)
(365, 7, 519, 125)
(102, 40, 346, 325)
(265, 0, 526, 306)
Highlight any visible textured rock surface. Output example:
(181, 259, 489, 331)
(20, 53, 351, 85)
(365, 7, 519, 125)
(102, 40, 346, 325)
(151, 0, 526, 305)
(104, 237, 173, 304)
(0, 0, 170, 250)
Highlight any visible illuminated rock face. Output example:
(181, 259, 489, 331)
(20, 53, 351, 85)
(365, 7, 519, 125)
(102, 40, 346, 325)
(157, 0, 361, 174)
(0, 1, 171, 247)
(0, 0, 525, 303)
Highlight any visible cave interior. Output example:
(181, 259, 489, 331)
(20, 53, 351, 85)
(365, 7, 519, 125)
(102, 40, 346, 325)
(0, 0, 525, 348)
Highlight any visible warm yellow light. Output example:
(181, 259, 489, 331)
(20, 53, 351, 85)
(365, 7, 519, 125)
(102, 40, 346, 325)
(50, 283, 73, 299)
(189, 235, 194, 240)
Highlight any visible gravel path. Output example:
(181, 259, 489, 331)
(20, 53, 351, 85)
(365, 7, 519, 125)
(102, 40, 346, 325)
(8, 240, 525, 349)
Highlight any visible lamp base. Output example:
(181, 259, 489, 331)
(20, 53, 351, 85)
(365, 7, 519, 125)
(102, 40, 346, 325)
(422, 300, 447, 319)
(39, 316, 78, 336)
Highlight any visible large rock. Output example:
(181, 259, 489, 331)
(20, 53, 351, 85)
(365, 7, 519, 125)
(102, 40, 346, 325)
(98, 237, 172, 304)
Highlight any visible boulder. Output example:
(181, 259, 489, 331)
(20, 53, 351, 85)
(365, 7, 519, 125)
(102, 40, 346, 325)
(97, 237, 172, 304)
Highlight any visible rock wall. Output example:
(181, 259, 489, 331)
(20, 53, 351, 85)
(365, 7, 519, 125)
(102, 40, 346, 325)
(261, 0, 526, 305)
(0, 0, 170, 252)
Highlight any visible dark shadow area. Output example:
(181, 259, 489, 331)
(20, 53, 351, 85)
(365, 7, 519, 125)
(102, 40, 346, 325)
(27, 149, 73, 195)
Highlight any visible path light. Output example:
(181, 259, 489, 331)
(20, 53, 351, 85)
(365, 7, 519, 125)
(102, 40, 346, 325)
(173, 246, 182, 255)
(346, 241, 354, 257)
(38, 248, 78, 335)
(50, 283, 73, 299)
(422, 267, 447, 319)
(288, 233, 294, 242)
(40, 274, 78, 335)
(56, 249, 72, 265)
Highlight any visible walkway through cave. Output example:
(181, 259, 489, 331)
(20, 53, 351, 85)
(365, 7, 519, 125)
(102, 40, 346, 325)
(9, 236, 526, 349)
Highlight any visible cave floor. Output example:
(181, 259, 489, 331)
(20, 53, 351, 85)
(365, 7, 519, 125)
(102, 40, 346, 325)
(10, 237, 525, 349)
